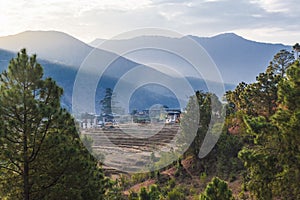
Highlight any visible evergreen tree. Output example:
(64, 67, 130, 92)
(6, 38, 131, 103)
(199, 177, 234, 200)
(239, 61, 300, 199)
(180, 91, 222, 157)
(293, 43, 300, 59)
(238, 115, 278, 200)
(215, 132, 243, 179)
(271, 49, 294, 77)
(0, 49, 109, 199)
(167, 187, 185, 200)
(226, 65, 280, 118)
(139, 187, 150, 200)
(148, 185, 161, 200)
(270, 60, 300, 199)
(100, 88, 114, 115)
(100, 88, 124, 116)
(226, 49, 295, 119)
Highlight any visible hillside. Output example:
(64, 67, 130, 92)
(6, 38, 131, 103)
(90, 33, 290, 84)
(1, 48, 229, 112)
(0, 31, 238, 112)
(0, 31, 288, 112)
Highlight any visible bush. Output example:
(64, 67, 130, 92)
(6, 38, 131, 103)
(167, 187, 185, 200)
(139, 187, 150, 200)
(199, 177, 234, 200)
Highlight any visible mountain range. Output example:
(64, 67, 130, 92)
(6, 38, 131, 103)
(0, 31, 291, 113)
(90, 33, 290, 84)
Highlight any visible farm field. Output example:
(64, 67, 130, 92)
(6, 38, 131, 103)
(81, 124, 180, 172)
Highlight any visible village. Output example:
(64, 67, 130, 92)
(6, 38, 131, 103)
(78, 108, 182, 129)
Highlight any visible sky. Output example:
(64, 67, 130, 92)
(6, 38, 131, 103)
(0, 0, 299, 45)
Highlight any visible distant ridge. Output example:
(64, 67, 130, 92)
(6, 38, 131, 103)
(90, 32, 290, 84)
(0, 30, 97, 67)
(0, 30, 290, 84)
(0, 30, 292, 111)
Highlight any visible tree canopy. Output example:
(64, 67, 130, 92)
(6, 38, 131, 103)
(238, 60, 300, 199)
(0, 49, 109, 200)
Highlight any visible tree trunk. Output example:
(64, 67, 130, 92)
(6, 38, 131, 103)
(23, 91, 30, 200)
(23, 133, 30, 200)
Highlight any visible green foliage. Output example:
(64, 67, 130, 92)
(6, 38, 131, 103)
(180, 91, 223, 158)
(104, 179, 126, 200)
(225, 49, 295, 119)
(168, 178, 176, 189)
(199, 177, 234, 200)
(167, 187, 185, 200)
(131, 173, 150, 185)
(0, 49, 109, 199)
(139, 187, 150, 200)
(238, 61, 300, 199)
(215, 133, 243, 179)
(129, 191, 139, 200)
(226, 64, 280, 118)
(270, 61, 300, 198)
(223, 49, 300, 199)
(199, 172, 207, 182)
(293, 43, 300, 59)
(148, 185, 161, 200)
(138, 185, 162, 200)
(271, 49, 294, 77)
(154, 149, 179, 170)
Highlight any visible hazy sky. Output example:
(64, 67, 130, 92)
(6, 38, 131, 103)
(0, 0, 299, 45)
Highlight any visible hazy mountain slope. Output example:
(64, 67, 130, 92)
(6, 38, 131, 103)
(0, 31, 171, 87)
(0, 48, 77, 110)
(190, 33, 290, 84)
(0, 31, 92, 66)
(0, 48, 14, 68)
(90, 33, 290, 84)
(0, 31, 140, 69)
(0, 48, 234, 112)
(2, 31, 265, 112)
(1, 48, 223, 112)
(1, 31, 284, 85)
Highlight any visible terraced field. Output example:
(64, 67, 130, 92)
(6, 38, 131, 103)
(80, 124, 181, 173)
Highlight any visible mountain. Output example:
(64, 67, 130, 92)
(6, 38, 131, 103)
(1, 31, 284, 85)
(0, 48, 78, 110)
(0, 31, 91, 67)
(1, 48, 226, 113)
(0, 31, 185, 112)
(0, 31, 140, 69)
(190, 33, 290, 84)
(0, 48, 14, 67)
(90, 33, 290, 84)
(3, 31, 284, 113)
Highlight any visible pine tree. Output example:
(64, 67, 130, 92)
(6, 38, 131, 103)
(139, 187, 150, 200)
(148, 185, 161, 200)
(239, 61, 300, 199)
(0, 49, 109, 199)
(270, 60, 300, 199)
(100, 88, 114, 115)
(199, 177, 234, 200)
(100, 88, 124, 116)
(271, 49, 294, 77)
(226, 49, 295, 119)
(180, 91, 222, 157)
(226, 65, 280, 118)
(293, 43, 300, 59)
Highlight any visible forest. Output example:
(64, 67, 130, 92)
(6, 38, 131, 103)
(0, 47, 299, 199)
